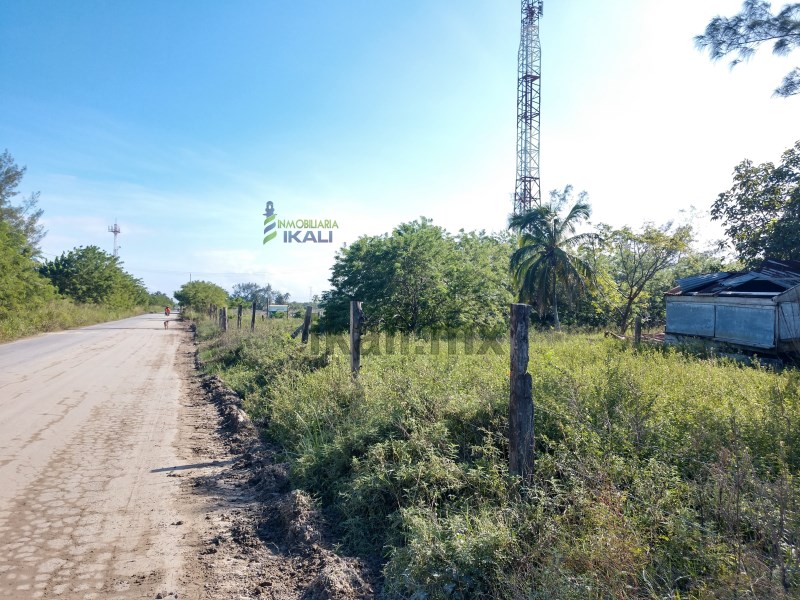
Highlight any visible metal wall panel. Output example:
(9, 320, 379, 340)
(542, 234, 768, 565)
(666, 301, 715, 336)
(779, 303, 800, 341)
(715, 305, 774, 348)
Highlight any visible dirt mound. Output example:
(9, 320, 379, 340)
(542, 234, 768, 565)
(194, 366, 377, 599)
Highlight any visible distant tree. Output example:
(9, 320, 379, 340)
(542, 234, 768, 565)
(231, 282, 272, 307)
(149, 291, 174, 307)
(696, 1, 800, 97)
(39, 246, 148, 308)
(555, 227, 623, 330)
(320, 218, 512, 335)
(174, 280, 228, 313)
(446, 229, 514, 335)
(273, 291, 291, 305)
(0, 150, 45, 253)
(508, 186, 598, 331)
(711, 140, 800, 266)
(609, 224, 692, 334)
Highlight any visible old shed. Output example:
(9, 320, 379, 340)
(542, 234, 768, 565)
(665, 259, 800, 355)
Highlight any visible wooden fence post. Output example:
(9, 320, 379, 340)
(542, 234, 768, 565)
(350, 301, 363, 377)
(237, 305, 243, 329)
(221, 307, 228, 332)
(266, 297, 270, 329)
(634, 315, 642, 344)
(250, 302, 256, 332)
(510, 303, 534, 482)
(301, 305, 312, 343)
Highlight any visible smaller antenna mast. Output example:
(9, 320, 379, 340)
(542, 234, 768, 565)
(108, 220, 121, 257)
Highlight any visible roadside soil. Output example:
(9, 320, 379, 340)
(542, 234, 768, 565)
(181, 333, 379, 599)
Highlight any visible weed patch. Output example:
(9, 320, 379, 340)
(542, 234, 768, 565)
(199, 321, 800, 598)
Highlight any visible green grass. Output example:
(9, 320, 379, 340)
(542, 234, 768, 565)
(0, 299, 147, 343)
(199, 322, 800, 599)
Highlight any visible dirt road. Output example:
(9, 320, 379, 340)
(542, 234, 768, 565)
(0, 314, 205, 599)
(0, 314, 375, 600)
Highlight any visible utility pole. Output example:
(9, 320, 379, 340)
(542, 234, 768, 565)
(107, 220, 121, 258)
(514, 0, 543, 215)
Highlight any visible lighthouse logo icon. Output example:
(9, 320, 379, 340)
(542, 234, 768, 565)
(263, 201, 277, 244)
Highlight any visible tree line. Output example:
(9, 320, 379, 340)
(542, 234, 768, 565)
(318, 139, 799, 336)
(0, 150, 172, 326)
(172, 280, 297, 317)
(6, 137, 796, 338)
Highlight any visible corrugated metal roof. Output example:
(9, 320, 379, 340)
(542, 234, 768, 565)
(672, 258, 800, 298)
(720, 273, 759, 288)
(676, 272, 731, 293)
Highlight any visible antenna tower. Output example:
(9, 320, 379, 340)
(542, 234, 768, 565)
(108, 220, 121, 257)
(514, 0, 543, 214)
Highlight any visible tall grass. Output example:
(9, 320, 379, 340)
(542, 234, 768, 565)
(0, 299, 147, 343)
(200, 323, 800, 598)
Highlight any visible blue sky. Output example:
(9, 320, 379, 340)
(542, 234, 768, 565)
(1, 1, 797, 301)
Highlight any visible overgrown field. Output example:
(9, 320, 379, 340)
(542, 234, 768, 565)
(199, 319, 800, 599)
(0, 300, 149, 343)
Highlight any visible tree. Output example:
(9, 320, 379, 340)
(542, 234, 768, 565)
(0, 220, 54, 318)
(174, 280, 228, 313)
(320, 218, 513, 335)
(609, 224, 692, 334)
(711, 140, 800, 266)
(508, 186, 598, 331)
(149, 291, 174, 307)
(0, 151, 53, 317)
(445, 229, 514, 335)
(230, 282, 272, 307)
(39, 246, 148, 308)
(0, 150, 45, 253)
(696, 1, 800, 97)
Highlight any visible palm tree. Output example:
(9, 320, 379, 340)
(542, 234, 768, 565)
(508, 187, 598, 330)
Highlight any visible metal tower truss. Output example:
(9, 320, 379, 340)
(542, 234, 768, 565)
(514, 0, 543, 215)
(108, 220, 121, 258)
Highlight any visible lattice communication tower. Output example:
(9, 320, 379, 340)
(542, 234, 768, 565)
(513, 0, 543, 214)
(108, 220, 121, 258)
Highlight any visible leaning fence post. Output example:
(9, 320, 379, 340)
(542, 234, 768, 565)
(250, 301, 256, 332)
(510, 303, 534, 482)
(350, 300, 363, 377)
(301, 305, 312, 343)
(634, 315, 642, 344)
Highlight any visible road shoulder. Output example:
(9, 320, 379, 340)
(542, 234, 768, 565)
(175, 332, 377, 599)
